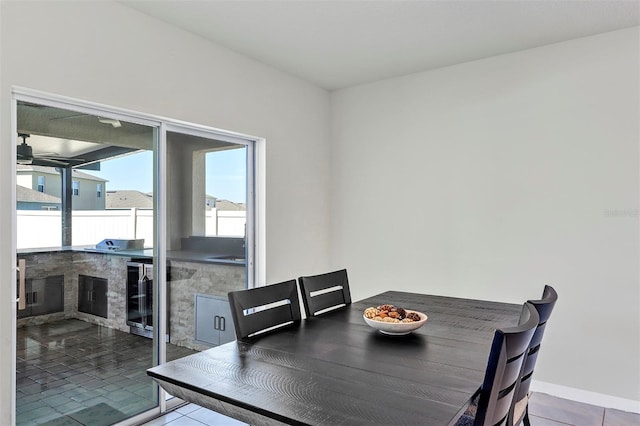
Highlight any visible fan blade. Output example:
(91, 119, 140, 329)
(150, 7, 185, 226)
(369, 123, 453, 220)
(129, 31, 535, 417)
(32, 157, 69, 167)
(49, 113, 89, 121)
(38, 156, 86, 163)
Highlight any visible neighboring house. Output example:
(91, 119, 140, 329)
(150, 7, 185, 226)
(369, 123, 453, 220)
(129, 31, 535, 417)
(16, 185, 61, 211)
(108, 190, 245, 211)
(214, 199, 246, 211)
(106, 190, 154, 209)
(205, 194, 216, 210)
(16, 165, 107, 210)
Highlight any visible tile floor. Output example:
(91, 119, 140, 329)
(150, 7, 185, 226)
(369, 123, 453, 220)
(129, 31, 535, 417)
(527, 392, 640, 426)
(140, 392, 640, 426)
(16, 319, 197, 425)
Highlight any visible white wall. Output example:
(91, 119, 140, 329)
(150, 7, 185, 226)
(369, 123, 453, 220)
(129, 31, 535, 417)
(330, 27, 639, 405)
(0, 1, 330, 423)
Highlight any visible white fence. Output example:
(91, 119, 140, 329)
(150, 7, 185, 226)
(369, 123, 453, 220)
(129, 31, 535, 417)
(17, 208, 246, 249)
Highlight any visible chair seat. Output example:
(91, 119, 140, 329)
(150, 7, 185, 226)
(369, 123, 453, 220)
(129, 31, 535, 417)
(455, 413, 475, 426)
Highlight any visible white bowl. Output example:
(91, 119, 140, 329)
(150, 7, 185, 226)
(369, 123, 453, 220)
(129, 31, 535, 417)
(363, 310, 428, 335)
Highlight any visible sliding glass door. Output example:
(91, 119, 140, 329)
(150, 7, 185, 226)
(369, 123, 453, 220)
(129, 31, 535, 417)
(163, 127, 253, 361)
(13, 90, 257, 425)
(15, 97, 160, 425)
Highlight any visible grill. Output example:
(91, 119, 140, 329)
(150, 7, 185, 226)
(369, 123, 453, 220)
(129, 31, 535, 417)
(94, 238, 145, 252)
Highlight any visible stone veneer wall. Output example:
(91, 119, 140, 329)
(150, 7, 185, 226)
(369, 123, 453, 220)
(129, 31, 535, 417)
(16, 252, 76, 327)
(168, 260, 246, 351)
(17, 252, 246, 352)
(71, 252, 131, 332)
(16, 252, 130, 332)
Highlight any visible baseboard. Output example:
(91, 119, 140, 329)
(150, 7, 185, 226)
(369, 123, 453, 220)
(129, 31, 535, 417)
(531, 380, 640, 414)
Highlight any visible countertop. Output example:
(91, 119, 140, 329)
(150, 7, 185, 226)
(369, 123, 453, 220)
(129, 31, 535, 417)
(18, 246, 245, 266)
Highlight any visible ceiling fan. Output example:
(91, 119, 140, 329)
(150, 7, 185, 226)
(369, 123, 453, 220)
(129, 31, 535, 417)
(17, 133, 85, 167)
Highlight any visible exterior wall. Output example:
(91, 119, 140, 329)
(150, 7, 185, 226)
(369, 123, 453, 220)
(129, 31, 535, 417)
(330, 27, 640, 403)
(168, 260, 246, 351)
(72, 178, 105, 210)
(16, 169, 106, 210)
(16, 202, 60, 211)
(16, 174, 31, 188)
(15, 252, 129, 332)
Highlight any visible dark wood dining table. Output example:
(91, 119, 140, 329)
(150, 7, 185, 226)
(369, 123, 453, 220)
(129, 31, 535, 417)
(147, 291, 521, 426)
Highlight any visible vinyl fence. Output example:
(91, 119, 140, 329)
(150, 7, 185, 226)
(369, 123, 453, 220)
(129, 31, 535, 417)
(17, 208, 246, 249)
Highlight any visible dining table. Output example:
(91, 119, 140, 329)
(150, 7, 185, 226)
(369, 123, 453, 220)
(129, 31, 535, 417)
(147, 291, 522, 426)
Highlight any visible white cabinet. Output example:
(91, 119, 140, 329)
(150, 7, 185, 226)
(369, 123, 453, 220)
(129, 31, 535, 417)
(195, 294, 235, 346)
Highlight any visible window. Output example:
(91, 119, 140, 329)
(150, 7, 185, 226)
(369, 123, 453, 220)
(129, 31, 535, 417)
(37, 176, 44, 193)
(96, 183, 102, 198)
(72, 180, 79, 196)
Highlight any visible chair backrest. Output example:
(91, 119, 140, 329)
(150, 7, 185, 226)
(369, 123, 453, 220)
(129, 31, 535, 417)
(298, 269, 351, 317)
(513, 285, 558, 403)
(473, 302, 540, 426)
(227, 279, 301, 340)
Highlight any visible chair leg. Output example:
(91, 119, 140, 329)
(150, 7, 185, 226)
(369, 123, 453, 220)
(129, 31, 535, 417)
(523, 405, 531, 426)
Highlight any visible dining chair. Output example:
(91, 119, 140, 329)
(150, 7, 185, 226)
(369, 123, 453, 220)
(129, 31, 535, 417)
(456, 302, 540, 426)
(227, 279, 302, 340)
(298, 268, 351, 317)
(509, 285, 558, 426)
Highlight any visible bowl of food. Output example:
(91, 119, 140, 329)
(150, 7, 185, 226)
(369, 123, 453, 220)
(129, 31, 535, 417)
(363, 304, 428, 335)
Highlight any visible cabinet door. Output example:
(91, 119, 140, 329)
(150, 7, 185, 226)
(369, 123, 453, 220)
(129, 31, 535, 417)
(32, 275, 64, 316)
(25, 275, 64, 317)
(195, 294, 236, 346)
(78, 275, 92, 315)
(217, 300, 235, 345)
(91, 277, 108, 319)
(78, 275, 108, 318)
(195, 295, 220, 345)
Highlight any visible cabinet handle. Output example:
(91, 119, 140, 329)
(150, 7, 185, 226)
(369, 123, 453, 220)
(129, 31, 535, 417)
(18, 259, 26, 310)
(32, 291, 37, 304)
(214, 315, 220, 330)
(220, 316, 225, 331)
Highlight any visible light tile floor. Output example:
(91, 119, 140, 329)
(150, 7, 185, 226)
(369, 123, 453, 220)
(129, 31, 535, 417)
(528, 392, 640, 426)
(141, 393, 640, 426)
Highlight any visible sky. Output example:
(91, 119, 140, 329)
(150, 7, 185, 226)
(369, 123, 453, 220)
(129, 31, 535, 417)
(84, 148, 247, 203)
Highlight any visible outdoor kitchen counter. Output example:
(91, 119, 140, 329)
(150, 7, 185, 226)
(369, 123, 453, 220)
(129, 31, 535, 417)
(17, 246, 245, 265)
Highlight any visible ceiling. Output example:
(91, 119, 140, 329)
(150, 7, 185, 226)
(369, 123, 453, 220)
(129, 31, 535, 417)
(17, 102, 152, 168)
(16, 102, 241, 168)
(120, 0, 639, 91)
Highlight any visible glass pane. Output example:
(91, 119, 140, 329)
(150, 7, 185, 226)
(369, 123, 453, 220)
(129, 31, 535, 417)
(165, 131, 248, 362)
(16, 101, 159, 424)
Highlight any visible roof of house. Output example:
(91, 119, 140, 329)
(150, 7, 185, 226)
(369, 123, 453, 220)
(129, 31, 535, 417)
(105, 190, 244, 210)
(215, 200, 246, 211)
(106, 190, 153, 209)
(17, 185, 61, 204)
(17, 165, 108, 182)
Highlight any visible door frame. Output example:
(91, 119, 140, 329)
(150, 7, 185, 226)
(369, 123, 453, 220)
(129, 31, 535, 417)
(11, 87, 265, 424)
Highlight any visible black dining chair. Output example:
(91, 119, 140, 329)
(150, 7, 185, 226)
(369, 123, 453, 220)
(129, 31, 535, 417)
(456, 302, 540, 426)
(298, 269, 351, 317)
(509, 285, 558, 426)
(227, 279, 302, 341)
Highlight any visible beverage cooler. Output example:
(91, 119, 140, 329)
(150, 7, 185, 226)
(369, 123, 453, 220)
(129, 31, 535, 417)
(126, 259, 156, 338)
